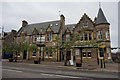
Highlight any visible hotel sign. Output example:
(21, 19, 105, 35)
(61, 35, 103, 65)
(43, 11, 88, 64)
(37, 37, 45, 42)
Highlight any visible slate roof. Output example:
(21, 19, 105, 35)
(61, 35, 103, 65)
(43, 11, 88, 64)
(16, 20, 61, 36)
(65, 24, 76, 34)
(96, 8, 109, 25)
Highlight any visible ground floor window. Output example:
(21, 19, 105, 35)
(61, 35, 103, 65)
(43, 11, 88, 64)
(17, 53, 20, 57)
(83, 52, 86, 57)
(107, 48, 111, 59)
(46, 52, 48, 58)
(32, 51, 36, 57)
(49, 52, 52, 58)
(87, 52, 91, 58)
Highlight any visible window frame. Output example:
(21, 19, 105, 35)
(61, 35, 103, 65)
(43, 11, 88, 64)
(66, 34, 70, 41)
(32, 51, 36, 57)
(82, 52, 86, 58)
(87, 52, 92, 58)
(89, 33, 92, 41)
(84, 32, 88, 41)
(98, 31, 102, 40)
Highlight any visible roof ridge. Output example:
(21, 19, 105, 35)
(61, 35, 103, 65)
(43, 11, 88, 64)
(28, 20, 60, 25)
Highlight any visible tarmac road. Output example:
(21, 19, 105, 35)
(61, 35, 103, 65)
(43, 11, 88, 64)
(2, 60, 119, 79)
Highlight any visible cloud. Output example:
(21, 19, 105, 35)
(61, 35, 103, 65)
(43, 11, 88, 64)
(2, 2, 118, 47)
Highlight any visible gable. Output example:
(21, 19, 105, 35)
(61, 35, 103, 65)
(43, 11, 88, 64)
(32, 28, 38, 35)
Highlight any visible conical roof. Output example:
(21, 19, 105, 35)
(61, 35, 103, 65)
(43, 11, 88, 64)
(96, 8, 109, 25)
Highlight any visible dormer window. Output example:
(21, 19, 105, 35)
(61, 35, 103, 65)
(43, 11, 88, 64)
(80, 34, 83, 41)
(46, 33, 52, 42)
(33, 35, 37, 42)
(66, 34, 70, 41)
(55, 23, 58, 26)
(50, 24, 52, 27)
(83, 21, 88, 27)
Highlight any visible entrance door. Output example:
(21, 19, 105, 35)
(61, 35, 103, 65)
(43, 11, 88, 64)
(23, 51, 27, 59)
(62, 52, 64, 60)
(59, 51, 62, 61)
(66, 51, 71, 60)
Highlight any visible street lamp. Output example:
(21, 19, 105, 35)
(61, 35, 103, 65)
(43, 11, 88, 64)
(38, 28, 42, 64)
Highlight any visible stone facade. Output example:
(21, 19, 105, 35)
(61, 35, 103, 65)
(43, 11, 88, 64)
(15, 7, 112, 62)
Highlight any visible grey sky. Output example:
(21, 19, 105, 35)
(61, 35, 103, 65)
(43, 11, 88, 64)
(1, 2, 118, 48)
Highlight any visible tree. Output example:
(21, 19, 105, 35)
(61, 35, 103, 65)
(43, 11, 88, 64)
(28, 44, 39, 60)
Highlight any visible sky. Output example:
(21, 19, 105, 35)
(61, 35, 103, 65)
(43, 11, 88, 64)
(0, 1, 119, 49)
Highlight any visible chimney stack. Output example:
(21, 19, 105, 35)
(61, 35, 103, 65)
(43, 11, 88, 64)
(22, 20, 28, 27)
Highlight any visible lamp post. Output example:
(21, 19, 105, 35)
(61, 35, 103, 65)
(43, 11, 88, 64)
(39, 28, 42, 64)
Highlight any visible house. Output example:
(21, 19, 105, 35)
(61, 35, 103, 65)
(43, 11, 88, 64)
(2, 30, 17, 59)
(15, 7, 112, 63)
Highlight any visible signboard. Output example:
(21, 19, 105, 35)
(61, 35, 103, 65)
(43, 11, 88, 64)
(99, 45, 105, 48)
(75, 49, 79, 56)
(69, 60, 74, 66)
(37, 37, 45, 42)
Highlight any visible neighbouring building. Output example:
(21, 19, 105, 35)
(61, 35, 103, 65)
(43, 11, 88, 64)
(2, 30, 17, 59)
(15, 7, 112, 63)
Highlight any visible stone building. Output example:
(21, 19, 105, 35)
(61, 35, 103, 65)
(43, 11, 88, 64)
(15, 7, 112, 62)
(2, 30, 17, 58)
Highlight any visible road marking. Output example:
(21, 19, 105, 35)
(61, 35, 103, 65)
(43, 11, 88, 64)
(2, 69, 22, 73)
(55, 75, 81, 78)
(41, 73, 81, 78)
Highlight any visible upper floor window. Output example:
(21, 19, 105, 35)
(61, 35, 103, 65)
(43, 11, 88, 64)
(89, 33, 92, 40)
(106, 31, 109, 40)
(83, 21, 88, 28)
(33, 35, 37, 42)
(98, 31, 102, 40)
(47, 34, 49, 41)
(50, 33, 52, 41)
(66, 34, 70, 41)
(80, 34, 83, 41)
(46, 33, 52, 42)
(84, 33, 88, 41)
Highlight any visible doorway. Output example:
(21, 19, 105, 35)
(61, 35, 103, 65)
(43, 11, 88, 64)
(23, 51, 27, 59)
(66, 51, 71, 60)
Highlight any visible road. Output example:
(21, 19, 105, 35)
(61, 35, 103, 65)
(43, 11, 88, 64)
(2, 61, 119, 79)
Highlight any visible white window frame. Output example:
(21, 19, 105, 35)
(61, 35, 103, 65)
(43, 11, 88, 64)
(33, 35, 37, 42)
(66, 34, 70, 41)
(50, 33, 52, 41)
(46, 49, 48, 58)
(32, 51, 36, 57)
(98, 31, 102, 40)
(106, 31, 109, 40)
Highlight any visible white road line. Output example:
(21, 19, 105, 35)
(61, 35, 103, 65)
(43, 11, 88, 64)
(55, 75, 81, 78)
(41, 73, 81, 78)
(2, 69, 22, 73)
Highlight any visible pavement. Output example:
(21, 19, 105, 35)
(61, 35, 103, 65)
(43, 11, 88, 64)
(2, 59, 119, 73)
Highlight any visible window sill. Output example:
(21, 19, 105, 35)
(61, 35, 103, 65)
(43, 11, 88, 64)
(87, 57, 91, 58)
(32, 56, 36, 57)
